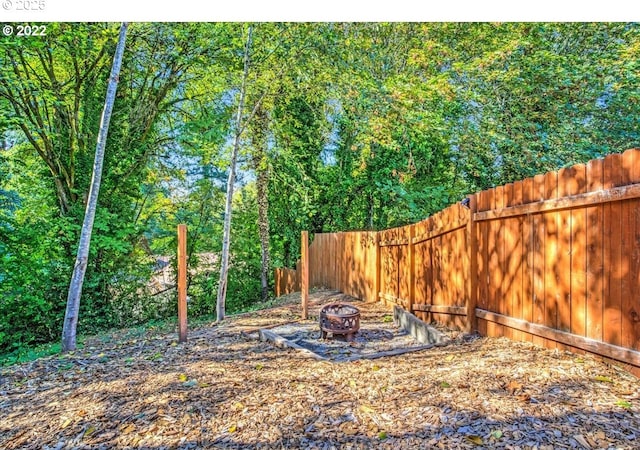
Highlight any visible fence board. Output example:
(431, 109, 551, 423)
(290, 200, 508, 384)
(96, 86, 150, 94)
(544, 171, 559, 349)
(451, 220, 464, 329)
(556, 168, 573, 353)
(621, 150, 639, 350)
(521, 177, 534, 342)
(486, 188, 499, 336)
(630, 150, 640, 351)
(501, 185, 514, 340)
(531, 174, 546, 348)
(477, 189, 490, 336)
(604, 154, 623, 347)
(497, 186, 507, 336)
(512, 181, 525, 341)
(467, 195, 478, 333)
(569, 164, 587, 340)
(398, 229, 411, 311)
(586, 158, 604, 343)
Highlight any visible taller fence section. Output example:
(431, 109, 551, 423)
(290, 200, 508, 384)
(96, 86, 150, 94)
(473, 148, 640, 364)
(274, 148, 640, 372)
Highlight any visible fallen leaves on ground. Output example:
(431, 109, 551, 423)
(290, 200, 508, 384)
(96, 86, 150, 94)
(1, 290, 639, 449)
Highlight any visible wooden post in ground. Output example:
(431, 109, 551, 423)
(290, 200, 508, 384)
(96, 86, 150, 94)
(466, 195, 478, 334)
(408, 224, 415, 314)
(177, 224, 188, 342)
(375, 232, 382, 304)
(301, 231, 309, 320)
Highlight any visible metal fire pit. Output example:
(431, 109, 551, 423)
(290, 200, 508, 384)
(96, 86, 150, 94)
(319, 303, 360, 341)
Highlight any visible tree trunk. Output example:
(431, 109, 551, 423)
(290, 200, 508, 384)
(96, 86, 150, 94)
(61, 22, 128, 352)
(256, 165, 270, 302)
(249, 105, 271, 302)
(216, 25, 253, 322)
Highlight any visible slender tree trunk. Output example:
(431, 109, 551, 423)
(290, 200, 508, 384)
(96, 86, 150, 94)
(216, 25, 253, 322)
(61, 22, 128, 352)
(256, 165, 270, 302)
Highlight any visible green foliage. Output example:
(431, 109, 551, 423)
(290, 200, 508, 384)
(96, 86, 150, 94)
(227, 185, 264, 313)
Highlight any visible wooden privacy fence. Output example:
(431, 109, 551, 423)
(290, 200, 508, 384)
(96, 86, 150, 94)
(275, 149, 640, 373)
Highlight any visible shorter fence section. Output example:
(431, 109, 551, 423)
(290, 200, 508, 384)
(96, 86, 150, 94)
(274, 267, 299, 298)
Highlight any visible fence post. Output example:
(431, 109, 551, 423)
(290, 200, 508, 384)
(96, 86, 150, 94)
(301, 230, 309, 320)
(177, 224, 188, 343)
(408, 224, 415, 314)
(466, 196, 478, 333)
(375, 232, 381, 304)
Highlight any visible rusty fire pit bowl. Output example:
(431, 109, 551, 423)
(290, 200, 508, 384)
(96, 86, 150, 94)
(319, 303, 360, 341)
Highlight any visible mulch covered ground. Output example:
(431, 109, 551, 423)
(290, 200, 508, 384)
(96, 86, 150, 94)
(1, 290, 639, 449)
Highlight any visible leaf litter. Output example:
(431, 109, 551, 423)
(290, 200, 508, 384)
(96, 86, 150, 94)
(1, 289, 639, 449)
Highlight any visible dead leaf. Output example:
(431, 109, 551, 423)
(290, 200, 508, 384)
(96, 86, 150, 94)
(340, 423, 358, 435)
(615, 399, 632, 409)
(594, 375, 613, 383)
(466, 435, 483, 445)
(120, 423, 136, 434)
(573, 434, 592, 449)
(84, 425, 97, 438)
(508, 380, 522, 390)
(359, 404, 377, 414)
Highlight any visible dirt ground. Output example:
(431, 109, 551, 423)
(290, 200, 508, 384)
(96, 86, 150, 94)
(1, 290, 639, 449)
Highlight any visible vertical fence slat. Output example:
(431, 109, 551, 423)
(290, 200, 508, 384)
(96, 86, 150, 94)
(495, 185, 506, 337)
(569, 164, 587, 340)
(522, 177, 534, 342)
(512, 181, 525, 342)
(477, 189, 490, 336)
(544, 171, 559, 349)
(621, 150, 637, 350)
(586, 158, 604, 343)
(531, 174, 546, 348)
(604, 154, 623, 347)
(556, 168, 573, 354)
(629, 150, 640, 350)
(467, 195, 478, 333)
(503, 184, 515, 341)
